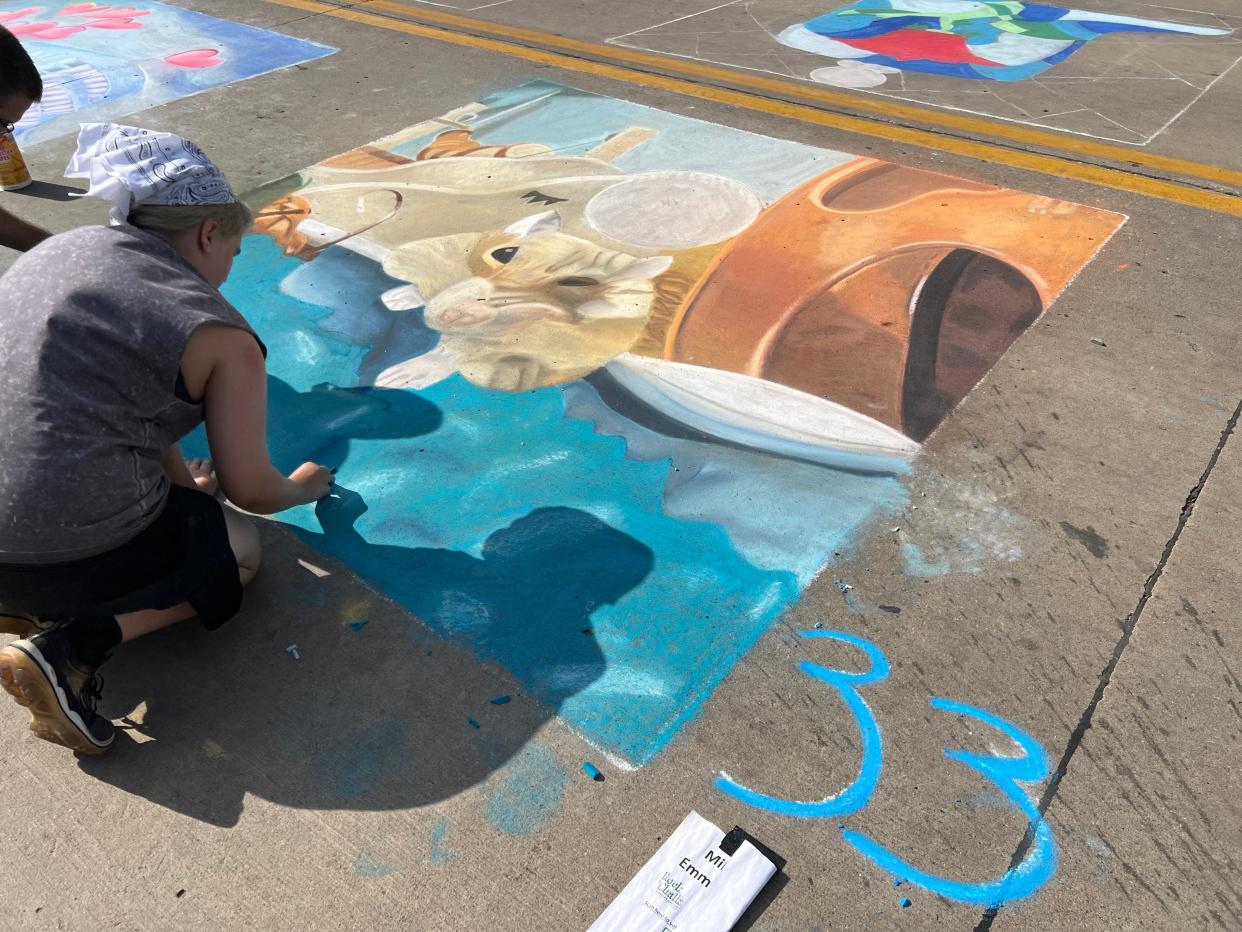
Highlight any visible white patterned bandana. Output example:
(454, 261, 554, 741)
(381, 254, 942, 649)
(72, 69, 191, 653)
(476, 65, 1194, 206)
(65, 123, 238, 225)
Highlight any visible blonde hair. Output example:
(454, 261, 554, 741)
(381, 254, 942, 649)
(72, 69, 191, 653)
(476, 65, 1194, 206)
(128, 201, 253, 238)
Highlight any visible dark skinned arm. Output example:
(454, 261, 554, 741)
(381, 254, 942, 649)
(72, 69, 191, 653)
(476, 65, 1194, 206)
(0, 204, 50, 252)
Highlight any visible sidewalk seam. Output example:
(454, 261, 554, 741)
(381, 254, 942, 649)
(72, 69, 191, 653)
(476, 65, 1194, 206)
(976, 396, 1242, 929)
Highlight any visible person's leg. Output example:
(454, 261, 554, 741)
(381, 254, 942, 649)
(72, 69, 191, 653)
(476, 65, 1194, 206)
(115, 505, 261, 641)
(224, 504, 262, 585)
(0, 506, 262, 754)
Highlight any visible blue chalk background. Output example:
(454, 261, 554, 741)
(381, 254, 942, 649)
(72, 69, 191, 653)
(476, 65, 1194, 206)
(187, 84, 907, 766)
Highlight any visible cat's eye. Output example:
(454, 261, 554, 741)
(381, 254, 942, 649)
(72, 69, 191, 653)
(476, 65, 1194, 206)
(490, 246, 519, 264)
(557, 277, 598, 287)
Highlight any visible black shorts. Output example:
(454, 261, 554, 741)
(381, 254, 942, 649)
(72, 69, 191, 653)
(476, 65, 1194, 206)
(0, 485, 243, 630)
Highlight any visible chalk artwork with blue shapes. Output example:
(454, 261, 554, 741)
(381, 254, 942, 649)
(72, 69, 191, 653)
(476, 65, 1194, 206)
(0, 0, 334, 146)
(777, 0, 1231, 87)
(186, 80, 1121, 769)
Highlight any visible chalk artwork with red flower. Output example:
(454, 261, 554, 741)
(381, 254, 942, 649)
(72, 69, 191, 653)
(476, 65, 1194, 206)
(777, 0, 1231, 88)
(1, 1, 333, 145)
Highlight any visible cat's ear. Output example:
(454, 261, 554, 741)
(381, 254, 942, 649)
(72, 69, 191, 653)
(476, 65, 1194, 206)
(619, 255, 673, 280)
(504, 211, 561, 238)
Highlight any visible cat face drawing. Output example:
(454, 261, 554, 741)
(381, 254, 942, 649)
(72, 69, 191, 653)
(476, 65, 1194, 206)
(377, 211, 674, 392)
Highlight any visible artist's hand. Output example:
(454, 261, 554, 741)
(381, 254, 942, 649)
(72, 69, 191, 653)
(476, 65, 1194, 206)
(186, 457, 220, 496)
(289, 462, 334, 504)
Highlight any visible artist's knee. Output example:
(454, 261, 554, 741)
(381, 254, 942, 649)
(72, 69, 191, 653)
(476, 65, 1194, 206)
(223, 506, 262, 585)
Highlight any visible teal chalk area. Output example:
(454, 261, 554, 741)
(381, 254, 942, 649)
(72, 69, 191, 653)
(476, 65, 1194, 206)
(352, 853, 395, 879)
(189, 186, 904, 767)
(484, 743, 569, 836)
(428, 819, 456, 864)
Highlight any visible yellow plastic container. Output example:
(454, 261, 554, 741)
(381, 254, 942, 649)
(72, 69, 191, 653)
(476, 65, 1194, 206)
(0, 131, 32, 191)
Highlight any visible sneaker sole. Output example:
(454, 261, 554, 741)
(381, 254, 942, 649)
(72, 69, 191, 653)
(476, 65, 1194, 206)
(0, 644, 112, 755)
(0, 615, 42, 638)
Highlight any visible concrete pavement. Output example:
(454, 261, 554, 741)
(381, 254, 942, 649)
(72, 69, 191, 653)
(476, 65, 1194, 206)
(0, 1, 1238, 929)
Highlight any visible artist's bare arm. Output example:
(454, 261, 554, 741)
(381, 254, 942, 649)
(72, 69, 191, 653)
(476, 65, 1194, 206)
(0, 205, 50, 252)
(182, 325, 332, 514)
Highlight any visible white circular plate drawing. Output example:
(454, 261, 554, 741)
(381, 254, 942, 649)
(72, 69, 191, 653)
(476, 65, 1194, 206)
(585, 171, 762, 250)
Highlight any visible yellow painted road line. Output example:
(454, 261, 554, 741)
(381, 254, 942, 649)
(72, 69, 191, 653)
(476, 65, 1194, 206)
(357, 0, 1242, 192)
(262, 0, 1242, 217)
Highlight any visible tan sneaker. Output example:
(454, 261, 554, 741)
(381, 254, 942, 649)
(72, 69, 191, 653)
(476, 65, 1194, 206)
(0, 613, 56, 638)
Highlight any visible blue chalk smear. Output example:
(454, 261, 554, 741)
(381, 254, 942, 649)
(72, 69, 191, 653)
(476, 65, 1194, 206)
(582, 761, 604, 781)
(467, 717, 481, 729)
(486, 743, 569, 835)
(429, 819, 456, 865)
(353, 853, 394, 879)
(900, 898, 912, 908)
(490, 695, 512, 705)
(348, 620, 369, 632)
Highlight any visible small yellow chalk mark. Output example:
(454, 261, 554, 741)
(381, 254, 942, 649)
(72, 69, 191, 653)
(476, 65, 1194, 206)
(121, 700, 157, 744)
(297, 558, 331, 578)
(340, 598, 372, 623)
(201, 738, 228, 759)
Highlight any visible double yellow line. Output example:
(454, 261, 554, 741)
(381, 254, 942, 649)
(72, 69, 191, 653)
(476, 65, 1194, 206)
(263, 0, 1242, 217)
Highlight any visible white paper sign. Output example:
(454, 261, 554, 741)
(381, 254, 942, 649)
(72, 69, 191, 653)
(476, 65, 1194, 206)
(589, 811, 780, 932)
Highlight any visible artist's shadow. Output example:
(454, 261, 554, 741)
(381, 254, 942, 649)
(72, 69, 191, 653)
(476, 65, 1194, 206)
(263, 376, 440, 472)
(178, 374, 445, 475)
(78, 481, 650, 827)
(10, 180, 83, 202)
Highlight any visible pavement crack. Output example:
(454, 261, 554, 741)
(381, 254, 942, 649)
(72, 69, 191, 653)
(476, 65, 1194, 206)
(976, 396, 1241, 930)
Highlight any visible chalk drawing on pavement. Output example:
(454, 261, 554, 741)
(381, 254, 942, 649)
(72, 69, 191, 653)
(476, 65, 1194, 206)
(713, 629, 1057, 909)
(1, 1, 334, 146)
(187, 80, 1119, 768)
(610, 0, 1240, 144)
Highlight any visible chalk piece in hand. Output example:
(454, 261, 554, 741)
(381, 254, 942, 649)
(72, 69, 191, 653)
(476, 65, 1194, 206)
(582, 761, 604, 781)
(489, 695, 511, 705)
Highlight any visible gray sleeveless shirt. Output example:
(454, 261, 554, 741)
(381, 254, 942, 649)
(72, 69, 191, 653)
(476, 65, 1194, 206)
(0, 224, 261, 564)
